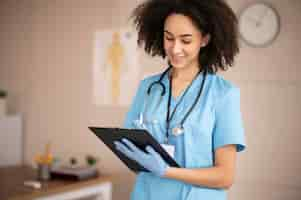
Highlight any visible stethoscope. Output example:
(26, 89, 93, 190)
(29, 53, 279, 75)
(136, 65, 207, 143)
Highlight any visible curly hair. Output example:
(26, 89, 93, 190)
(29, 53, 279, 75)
(131, 0, 239, 73)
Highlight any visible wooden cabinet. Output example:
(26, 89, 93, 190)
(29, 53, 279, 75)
(0, 166, 113, 200)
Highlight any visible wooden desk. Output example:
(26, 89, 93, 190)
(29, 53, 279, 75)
(0, 165, 112, 200)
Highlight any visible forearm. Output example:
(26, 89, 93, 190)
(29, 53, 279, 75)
(164, 166, 234, 189)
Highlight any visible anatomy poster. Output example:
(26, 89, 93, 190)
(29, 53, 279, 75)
(93, 28, 139, 106)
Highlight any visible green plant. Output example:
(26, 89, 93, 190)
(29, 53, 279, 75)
(85, 154, 98, 166)
(0, 90, 7, 98)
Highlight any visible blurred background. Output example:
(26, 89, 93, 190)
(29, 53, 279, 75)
(0, 0, 300, 199)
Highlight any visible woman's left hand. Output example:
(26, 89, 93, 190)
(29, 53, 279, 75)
(114, 138, 169, 177)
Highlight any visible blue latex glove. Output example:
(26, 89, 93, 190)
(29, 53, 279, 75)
(114, 138, 169, 177)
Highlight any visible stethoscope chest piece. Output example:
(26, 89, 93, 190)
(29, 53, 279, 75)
(172, 126, 184, 136)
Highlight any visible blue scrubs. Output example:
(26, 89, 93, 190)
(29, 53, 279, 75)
(123, 71, 246, 200)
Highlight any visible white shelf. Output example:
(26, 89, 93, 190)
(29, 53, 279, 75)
(0, 115, 23, 166)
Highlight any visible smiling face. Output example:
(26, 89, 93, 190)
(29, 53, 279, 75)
(163, 13, 209, 71)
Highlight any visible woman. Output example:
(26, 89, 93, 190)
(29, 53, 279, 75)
(114, 0, 246, 199)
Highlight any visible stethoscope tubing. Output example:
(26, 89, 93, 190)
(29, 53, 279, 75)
(146, 66, 171, 96)
(144, 66, 207, 135)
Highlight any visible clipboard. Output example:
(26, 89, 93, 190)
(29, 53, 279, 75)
(89, 127, 180, 173)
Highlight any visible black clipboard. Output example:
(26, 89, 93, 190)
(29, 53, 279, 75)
(89, 127, 180, 173)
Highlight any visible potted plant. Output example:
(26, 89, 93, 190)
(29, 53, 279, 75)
(0, 89, 7, 117)
(0, 89, 7, 98)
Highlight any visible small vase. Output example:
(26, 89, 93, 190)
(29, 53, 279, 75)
(37, 164, 51, 181)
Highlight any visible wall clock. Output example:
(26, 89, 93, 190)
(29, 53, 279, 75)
(238, 2, 280, 47)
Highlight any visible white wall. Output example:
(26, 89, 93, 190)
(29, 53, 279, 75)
(0, 0, 300, 199)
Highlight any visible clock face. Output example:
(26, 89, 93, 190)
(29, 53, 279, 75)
(239, 2, 280, 47)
